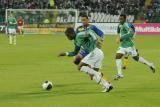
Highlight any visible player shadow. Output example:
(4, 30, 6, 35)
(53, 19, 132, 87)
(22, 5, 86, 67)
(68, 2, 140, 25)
(55, 82, 93, 88)
(0, 82, 100, 102)
(0, 90, 99, 102)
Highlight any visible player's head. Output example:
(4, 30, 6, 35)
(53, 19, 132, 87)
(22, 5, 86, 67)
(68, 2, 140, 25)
(119, 14, 126, 24)
(65, 27, 76, 40)
(80, 14, 89, 26)
(19, 16, 22, 19)
(9, 13, 13, 18)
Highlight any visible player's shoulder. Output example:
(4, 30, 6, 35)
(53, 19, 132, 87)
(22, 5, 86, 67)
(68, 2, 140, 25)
(123, 22, 132, 28)
(88, 24, 100, 30)
(76, 25, 85, 32)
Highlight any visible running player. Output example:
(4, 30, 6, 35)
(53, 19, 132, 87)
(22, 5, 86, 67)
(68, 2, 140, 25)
(117, 22, 137, 69)
(74, 14, 104, 65)
(59, 27, 113, 92)
(114, 14, 155, 80)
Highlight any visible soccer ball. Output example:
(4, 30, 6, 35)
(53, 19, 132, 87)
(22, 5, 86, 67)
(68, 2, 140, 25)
(42, 81, 53, 90)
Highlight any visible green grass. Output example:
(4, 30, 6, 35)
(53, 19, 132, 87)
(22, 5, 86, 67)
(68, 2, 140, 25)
(0, 34, 160, 107)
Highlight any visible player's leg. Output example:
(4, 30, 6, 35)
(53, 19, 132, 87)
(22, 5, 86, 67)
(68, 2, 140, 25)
(18, 26, 20, 34)
(74, 53, 83, 65)
(114, 48, 125, 80)
(79, 48, 113, 92)
(122, 54, 129, 69)
(13, 29, 17, 45)
(8, 29, 13, 45)
(21, 26, 24, 35)
(74, 49, 88, 65)
(76, 50, 101, 80)
(131, 48, 155, 73)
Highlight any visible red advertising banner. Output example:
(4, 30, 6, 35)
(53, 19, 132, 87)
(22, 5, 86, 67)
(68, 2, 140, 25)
(135, 23, 160, 35)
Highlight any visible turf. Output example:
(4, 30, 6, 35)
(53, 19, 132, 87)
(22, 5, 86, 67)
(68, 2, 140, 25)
(0, 34, 160, 107)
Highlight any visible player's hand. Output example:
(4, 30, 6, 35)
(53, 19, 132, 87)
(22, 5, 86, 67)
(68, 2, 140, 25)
(58, 52, 66, 57)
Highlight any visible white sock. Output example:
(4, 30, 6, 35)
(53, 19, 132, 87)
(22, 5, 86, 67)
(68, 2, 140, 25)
(80, 66, 111, 89)
(80, 66, 101, 83)
(138, 57, 151, 66)
(13, 35, 16, 45)
(116, 59, 122, 76)
(9, 35, 12, 44)
(100, 79, 111, 89)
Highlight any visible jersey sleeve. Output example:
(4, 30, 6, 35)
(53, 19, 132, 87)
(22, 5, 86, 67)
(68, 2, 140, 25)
(67, 45, 81, 56)
(13, 18, 17, 24)
(90, 25, 104, 37)
(67, 36, 82, 57)
(117, 24, 120, 34)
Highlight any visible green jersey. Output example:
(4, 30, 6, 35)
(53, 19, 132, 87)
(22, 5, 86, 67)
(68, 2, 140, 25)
(75, 29, 97, 53)
(67, 29, 98, 56)
(7, 17, 17, 29)
(118, 23, 135, 48)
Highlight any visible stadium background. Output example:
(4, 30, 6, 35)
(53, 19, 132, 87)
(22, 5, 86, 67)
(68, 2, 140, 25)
(0, 1, 160, 107)
(0, 0, 160, 34)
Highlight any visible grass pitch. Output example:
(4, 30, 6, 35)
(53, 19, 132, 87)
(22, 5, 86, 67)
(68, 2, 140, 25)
(0, 34, 160, 107)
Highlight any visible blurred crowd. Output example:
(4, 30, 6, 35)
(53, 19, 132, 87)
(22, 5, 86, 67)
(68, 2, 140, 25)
(0, 0, 160, 23)
(55, 0, 144, 15)
(145, 0, 160, 22)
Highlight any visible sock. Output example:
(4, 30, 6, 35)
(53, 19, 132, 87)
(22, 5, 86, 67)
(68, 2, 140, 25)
(138, 57, 151, 66)
(100, 79, 111, 89)
(116, 59, 122, 76)
(80, 66, 101, 83)
(13, 35, 16, 45)
(80, 66, 111, 89)
(9, 35, 12, 44)
(123, 58, 128, 68)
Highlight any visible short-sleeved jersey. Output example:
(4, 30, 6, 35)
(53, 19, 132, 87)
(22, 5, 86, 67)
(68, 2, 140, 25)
(75, 29, 97, 53)
(118, 23, 135, 48)
(8, 17, 17, 29)
(117, 23, 135, 34)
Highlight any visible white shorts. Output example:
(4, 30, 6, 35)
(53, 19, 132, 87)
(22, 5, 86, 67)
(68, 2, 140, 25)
(18, 26, 23, 30)
(116, 47, 138, 57)
(8, 28, 16, 34)
(81, 48, 104, 68)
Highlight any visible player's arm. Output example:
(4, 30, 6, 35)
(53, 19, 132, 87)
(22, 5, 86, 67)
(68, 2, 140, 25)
(116, 25, 121, 44)
(91, 25, 104, 38)
(13, 18, 17, 25)
(59, 35, 83, 57)
(58, 45, 81, 57)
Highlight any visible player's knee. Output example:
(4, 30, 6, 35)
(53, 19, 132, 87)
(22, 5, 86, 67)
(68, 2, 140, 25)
(116, 53, 123, 59)
(78, 63, 89, 71)
(133, 56, 139, 61)
(73, 59, 80, 65)
(124, 56, 128, 59)
(78, 64, 83, 71)
(74, 54, 82, 65)
(93, 68, 99, 72)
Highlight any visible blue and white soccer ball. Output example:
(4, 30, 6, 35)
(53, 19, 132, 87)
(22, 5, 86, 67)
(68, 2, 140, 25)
(42, 81, 53, 90)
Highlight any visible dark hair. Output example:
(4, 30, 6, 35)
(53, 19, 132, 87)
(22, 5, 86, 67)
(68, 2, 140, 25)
(80, 14, 88, 19)
(65, 27, 75, 36)
(120, 14, 126, 19)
